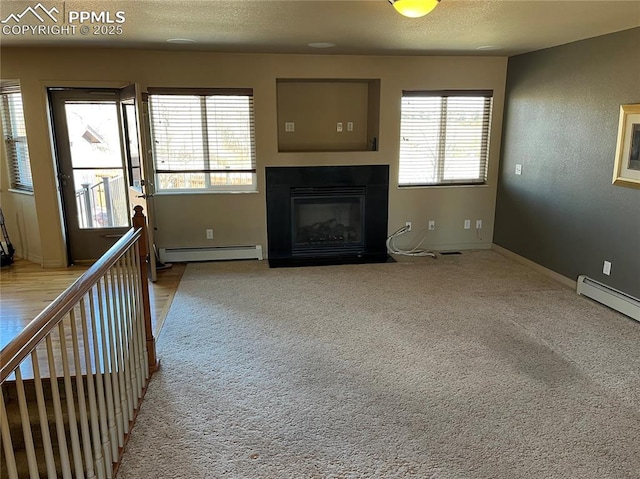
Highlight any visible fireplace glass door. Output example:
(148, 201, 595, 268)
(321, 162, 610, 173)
(291, 188, 365, 256)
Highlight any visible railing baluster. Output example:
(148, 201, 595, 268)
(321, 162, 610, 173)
(86, 290, 113, 478)
(114, 258, 137, 420)
(109, 268, 131, 432)
(121, 255, 135, 403)
(31, 348, 57, 478)
(102, 176, 114, 227)
(132, 240, 150, 378)
(126, 248, 144, 398)
(14, 365, 38, 479)
(58, 319, 85, 477)
(81, 183, 93, 228)
(0, 386, 19, 479)
(122, 252, 142, 401)
(122, 244, 147, 418)
(80, 288, 111, 479)
(96, 278, 120, 461)
(100, 272, 126, 447)
(69, 308, 96, 479)
(45, 334, 72, 478)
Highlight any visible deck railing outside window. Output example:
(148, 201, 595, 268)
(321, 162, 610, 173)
(75, 175, 129, 229)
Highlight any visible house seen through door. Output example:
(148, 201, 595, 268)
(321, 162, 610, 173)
(50, 87, 150, 264)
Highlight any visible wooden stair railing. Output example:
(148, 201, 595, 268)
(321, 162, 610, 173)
(0, 206, 157, 479)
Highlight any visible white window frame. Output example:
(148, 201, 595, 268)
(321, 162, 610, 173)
(148, 88, 257, 193)
(1, 80, 33, 193)
(398, 90, 493, 187)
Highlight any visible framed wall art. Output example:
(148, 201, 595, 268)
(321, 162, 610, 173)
(612, 103, 640, 188)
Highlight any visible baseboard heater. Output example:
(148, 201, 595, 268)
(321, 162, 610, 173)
(576, 275, 640, 322)
(159, 245, 263, 263)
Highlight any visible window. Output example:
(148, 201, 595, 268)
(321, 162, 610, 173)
(0, 80, 33, 192)
(398, 90, 493, 186)
(148, 88, 256, 192)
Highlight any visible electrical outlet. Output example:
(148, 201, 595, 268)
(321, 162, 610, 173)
(476, 219, 483, 229)
(206, 229, 214, 240)
(428, 220, 435, 231)
(337, 122, 343, 132)
(285, 122, 295, 133)
(405, 221, 412, 232)
(603, 260, 611, 276)
(515, 164, 522, 175)
(464, 220, 471, 230)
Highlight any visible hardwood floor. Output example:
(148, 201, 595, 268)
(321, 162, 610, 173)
(0, 258, 186, 354)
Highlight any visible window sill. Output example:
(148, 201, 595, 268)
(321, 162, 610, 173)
(154, 190, 259, 196)
(398, 183, 489, 190)
(8, 188, 34, 196)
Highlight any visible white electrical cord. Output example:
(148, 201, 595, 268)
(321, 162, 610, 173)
(386, 226, 436, 258)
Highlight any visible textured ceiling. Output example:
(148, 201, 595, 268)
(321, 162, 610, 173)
(1, 0, 639, 56)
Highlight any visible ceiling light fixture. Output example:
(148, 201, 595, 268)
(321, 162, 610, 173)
(389, 0, 440, 18)
(166, 38, 197, 44)
(308, 42, 336, 49)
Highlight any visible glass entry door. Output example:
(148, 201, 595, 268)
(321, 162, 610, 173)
(50, 89, 131, 262)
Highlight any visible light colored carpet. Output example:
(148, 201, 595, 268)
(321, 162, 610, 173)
(117, 250, 640, 478)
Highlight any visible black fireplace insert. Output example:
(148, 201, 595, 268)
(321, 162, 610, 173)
(266, 165, 389, 267)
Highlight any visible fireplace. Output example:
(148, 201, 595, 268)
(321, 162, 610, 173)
(266, 165, 389, 267)
(292, 186, 365, 256)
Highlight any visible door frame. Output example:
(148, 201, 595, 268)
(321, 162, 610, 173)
(122, 84, 158, 281)
(43, 81, 129, 267)
(50, 87, 132, 262)
(46, 82, 157, 276)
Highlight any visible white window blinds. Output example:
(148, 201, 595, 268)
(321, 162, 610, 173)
(398, 90, 493, 186)
(1, 80, 33, 192)
(148, 89, 256, 192)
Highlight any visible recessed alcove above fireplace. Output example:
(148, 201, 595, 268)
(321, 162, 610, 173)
(266, 165, 390, 267)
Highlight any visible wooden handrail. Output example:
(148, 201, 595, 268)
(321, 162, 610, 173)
(0, 227, 142, 383)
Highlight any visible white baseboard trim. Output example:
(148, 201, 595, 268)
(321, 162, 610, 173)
(491, 244, 576, 290)
(13, 250, 43, 266)
(430, 242, 493, 252)
(42, 257, 67, 268)
(14, 254, 66, 268)
(159, 245, 263, 263)
(577, 275, 639, 322)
